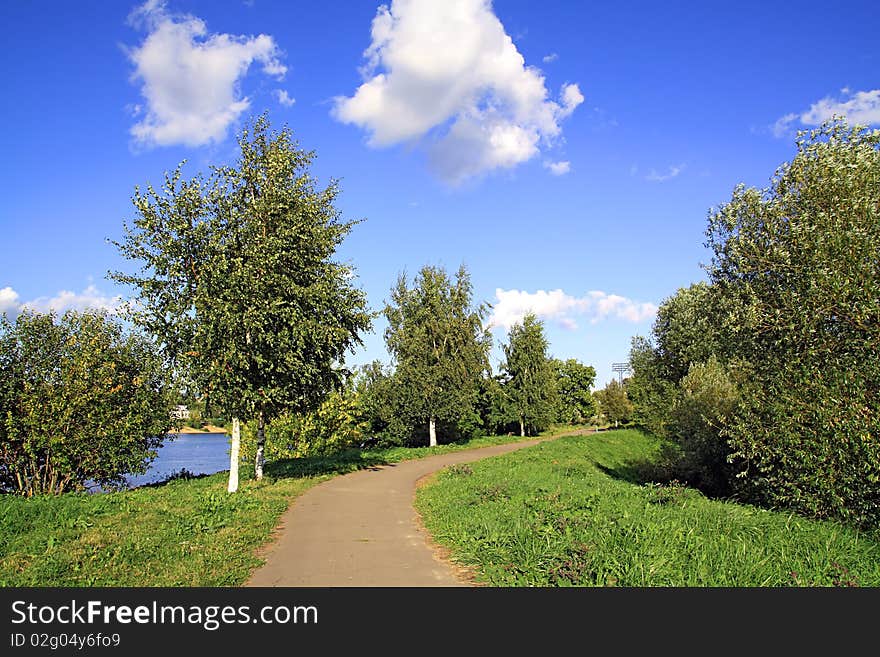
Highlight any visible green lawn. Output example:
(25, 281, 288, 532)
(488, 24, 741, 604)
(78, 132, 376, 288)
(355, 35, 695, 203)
(415, 429, 880, 586)
(0, 432, 544, 586)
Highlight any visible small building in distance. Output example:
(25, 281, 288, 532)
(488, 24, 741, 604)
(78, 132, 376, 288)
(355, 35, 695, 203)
(170, 404, 190, 421)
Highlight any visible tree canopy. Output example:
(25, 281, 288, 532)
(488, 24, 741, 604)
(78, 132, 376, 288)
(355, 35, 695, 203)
(383, 264, 490, 446)
(628, 119, 880, 527)
(502, 313, 557, 436)
(552, 358, 597, 424)
(112, 114, 371, 483)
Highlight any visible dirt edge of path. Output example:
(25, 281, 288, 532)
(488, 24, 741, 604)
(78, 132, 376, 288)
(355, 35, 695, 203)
(413, 471, 484, 587)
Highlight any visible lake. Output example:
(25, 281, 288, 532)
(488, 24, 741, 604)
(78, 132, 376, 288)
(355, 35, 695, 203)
(126, 432, 231, 488)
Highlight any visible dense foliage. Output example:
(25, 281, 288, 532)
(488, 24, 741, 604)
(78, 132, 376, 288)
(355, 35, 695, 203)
(502, 314, 557, 436)
(629, 120, 880, 527)
(112, 115, 371, 480)
(552, 358, 597, 424)
(0, 310, 170, 495)
(240, 385, 366, 461)
(593, 379, 633, 427)
(382, 265, 490, 445)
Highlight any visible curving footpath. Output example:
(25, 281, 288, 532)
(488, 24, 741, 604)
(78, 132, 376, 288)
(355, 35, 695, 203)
(246, 438, 547, 587)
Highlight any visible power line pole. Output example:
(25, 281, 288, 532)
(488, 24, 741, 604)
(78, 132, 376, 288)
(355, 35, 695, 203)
(612, 362, 629, 385)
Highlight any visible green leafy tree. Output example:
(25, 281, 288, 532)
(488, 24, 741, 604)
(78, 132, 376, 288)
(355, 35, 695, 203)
(383, 265, 490, 446)
(0, 310, 170, 495)
(704, 119, 880, 526)
(552, 358, 596, 424)
(627, 335, 677, 437)
(353, 360, 408, 447)
(594, 379, 633, 427)
(241, 382, 366, 461)
(668, 356, 740, 497)
(502, 313, 557, 436)
(112, 115, 371, 491)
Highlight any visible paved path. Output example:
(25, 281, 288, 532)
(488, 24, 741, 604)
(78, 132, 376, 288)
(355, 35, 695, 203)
(246, 438, 548, 587)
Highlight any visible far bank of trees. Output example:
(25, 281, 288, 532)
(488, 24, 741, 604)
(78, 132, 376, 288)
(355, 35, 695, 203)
(350, 280, 599, 447)
(628, 120, 880, 528)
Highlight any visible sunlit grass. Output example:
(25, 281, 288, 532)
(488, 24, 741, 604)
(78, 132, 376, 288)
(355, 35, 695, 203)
(0, 431, 542, 586)
(416, 430, 880, 586)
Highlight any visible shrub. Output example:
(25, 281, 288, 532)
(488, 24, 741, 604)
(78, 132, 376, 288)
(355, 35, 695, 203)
(668, 357, 739, 497)
(0, 310, 170, 495)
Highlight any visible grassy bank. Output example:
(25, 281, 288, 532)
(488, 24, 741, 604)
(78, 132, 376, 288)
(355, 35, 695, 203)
(0, 431, 549, 586)
(415, 429, 880, 586)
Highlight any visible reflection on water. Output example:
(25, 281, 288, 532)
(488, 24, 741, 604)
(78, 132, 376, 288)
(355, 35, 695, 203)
(126, 432, 231, 488)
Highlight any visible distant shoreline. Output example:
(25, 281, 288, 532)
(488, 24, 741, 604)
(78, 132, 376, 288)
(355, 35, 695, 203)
(173, 424, 229, 435)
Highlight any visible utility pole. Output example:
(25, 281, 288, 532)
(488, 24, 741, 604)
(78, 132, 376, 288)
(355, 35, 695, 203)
(612, 362, 629, 385)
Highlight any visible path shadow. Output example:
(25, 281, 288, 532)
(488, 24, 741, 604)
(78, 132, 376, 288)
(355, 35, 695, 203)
(265, 449, 393, 481)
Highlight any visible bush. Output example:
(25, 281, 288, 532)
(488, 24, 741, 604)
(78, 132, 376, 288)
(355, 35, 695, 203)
(0, 310, 171, 495)
(240, 387, 366, 461)
(668, 357, 739, 497)
(704, 120, 880, 527)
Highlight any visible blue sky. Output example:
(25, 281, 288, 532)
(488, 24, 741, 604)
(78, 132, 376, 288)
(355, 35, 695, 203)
(1, 0, 878, 387)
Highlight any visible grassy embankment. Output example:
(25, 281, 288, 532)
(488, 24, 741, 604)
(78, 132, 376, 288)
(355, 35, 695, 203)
(416, 429, 880, 586)
(0, 430, 571, 586)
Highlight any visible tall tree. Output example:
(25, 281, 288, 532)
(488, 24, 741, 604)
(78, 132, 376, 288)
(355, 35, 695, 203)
(384, 265, 490, 446)
(111, 114, 371, 491)
(704, 119, 880, 526)
(552, 358, 597, 424)
(502, 313, 556, 436)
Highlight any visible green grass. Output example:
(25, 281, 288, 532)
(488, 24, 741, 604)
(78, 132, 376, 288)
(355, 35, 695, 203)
(415, 429, 880, 586)
(0, 431, 543, 586)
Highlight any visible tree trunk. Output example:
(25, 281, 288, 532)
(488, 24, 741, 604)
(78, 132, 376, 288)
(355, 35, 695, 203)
(520, 416, 525, 437)
(429, 416, 437, 447)
(255, 411, 266, 480)
(227, 417, 241, 493)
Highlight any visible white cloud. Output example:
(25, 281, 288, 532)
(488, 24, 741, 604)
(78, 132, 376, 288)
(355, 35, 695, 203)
(127, 0, 286, 147)
(773, 89, 880, 138)
(333, 0, 583, 184)
(772, 112, 798, 138)
(542, 53, 558, 63)
(0, 285, 123, 318)
(275, 89, 296, 107)
(544, 160, 570, 175)
(645, 163, 685, 182)
(0, 287, 21, 316)
(488, 288, 657, 331)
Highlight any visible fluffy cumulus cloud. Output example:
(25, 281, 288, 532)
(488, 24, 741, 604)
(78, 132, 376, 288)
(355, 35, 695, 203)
(773, 88, 880, 137)
(0, 287, 21, 315)
(333, 0, 584, 184)
(488, 288, 657, 331)
(127, 0, 286, 147)
(0, 285, 123, 318)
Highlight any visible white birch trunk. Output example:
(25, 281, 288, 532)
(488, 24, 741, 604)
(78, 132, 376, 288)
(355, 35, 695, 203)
(255, 411, 266, 481)
(520, 416, 525, 437)
(227, 417, 241, 493)
(429, 416, 437, 447)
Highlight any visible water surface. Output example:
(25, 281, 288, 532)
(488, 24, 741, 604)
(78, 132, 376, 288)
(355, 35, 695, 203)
(126, 432, 231, 488)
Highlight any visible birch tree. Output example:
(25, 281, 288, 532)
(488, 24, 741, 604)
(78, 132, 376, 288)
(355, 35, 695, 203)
(384, 265, 490, 446)
(111, 114, 371, 491)
(502, 313, 556, 436)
